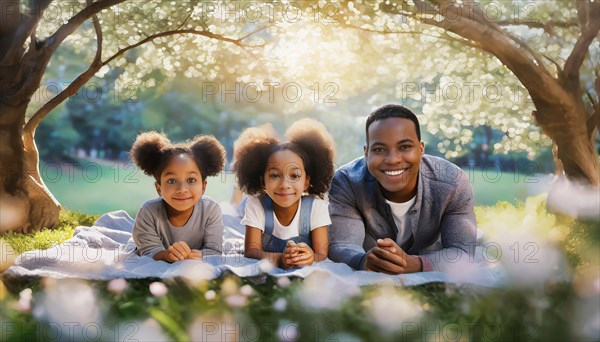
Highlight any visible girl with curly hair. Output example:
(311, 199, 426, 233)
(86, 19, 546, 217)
(130, 131, 226, 262)
(234, 118, 335, 268)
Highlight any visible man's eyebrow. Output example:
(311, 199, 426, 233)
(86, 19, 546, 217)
(370, 139, 414, 147)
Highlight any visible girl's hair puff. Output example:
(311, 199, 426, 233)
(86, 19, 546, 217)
(284, 118, 335, 198)
(188, 135, 226, 178)
(130, 131, 225, 182)
(233, 124, 280, 195)
(130, 131, 171, 179)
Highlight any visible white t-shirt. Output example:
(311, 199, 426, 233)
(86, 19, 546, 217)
(385, 196, 416, 246)
(241, 196, 331, 240)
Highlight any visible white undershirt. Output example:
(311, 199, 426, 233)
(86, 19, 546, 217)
(241, 196, 331, 240)
(385, 196, 416, 246)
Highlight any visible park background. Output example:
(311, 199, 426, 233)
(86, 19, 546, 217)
(1, 1, 599, 341)
(35, 47, 562, 215)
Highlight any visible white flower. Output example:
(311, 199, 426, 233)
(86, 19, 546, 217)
(258, 259, 275, 273)
(107, 279, 128, 295)
(366, 285, 423, 334)
(277, 277, 292, 288)
(296, 271, 360, 310)
(494, 231, 565, 287)
(38, 279, 102, 333)
(273, 298, 287, 312)
(225, 295, 247, 308)
(277, 320, 299, 342)
(179, 262, 217, 285)
(15, 288, 32, 312)
(240, 284, 254, 296)
(547, 176, 600, 219)
(204, 290, 216, 300)
(149, 282, 168, 297)
(220, 277, 239, 296)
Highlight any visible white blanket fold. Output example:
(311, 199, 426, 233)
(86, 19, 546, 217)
(5, 210, 505, 287)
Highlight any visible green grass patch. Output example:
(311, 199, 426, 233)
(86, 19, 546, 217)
(1, 211, 98, 254)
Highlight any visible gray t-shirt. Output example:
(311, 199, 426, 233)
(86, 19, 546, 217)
(132, 197, 224, 257)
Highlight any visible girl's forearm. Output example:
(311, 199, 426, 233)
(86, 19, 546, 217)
(314, 252, 327, 262)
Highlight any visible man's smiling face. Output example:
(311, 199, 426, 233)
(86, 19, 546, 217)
(364, 117, 424, 203)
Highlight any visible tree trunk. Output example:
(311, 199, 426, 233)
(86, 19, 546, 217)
(0, 103, 27, 233)
(0, 103, 60, 234)
(533, 94, 599, 186)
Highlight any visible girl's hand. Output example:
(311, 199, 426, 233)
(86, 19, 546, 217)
(280, 241, 298, 269)
(285, 242, 315, 267)
(166, 241, 191, 262)
(187, 249, 202, 260)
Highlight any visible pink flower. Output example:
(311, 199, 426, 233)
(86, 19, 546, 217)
(107, 279, 128, 295)
(149, 282, 168, 297)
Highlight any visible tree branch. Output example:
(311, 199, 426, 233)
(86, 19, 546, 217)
(87, 0, 103, 67)
(497, 19, 577, 29)
(563, 1, 600, 86)
(430, 0, 549, 71)
(239, 24, 272, 42)
(102, 29, 242, 65)
(25, 29, 246, 132)
(44, 0, 127, 54)
(344, 23, 481, 49)
(407, 0, 559, 101)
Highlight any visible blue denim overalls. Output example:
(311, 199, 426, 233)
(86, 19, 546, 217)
(260, 195, 314, 253)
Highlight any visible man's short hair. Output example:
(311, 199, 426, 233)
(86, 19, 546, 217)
(365, 104, 421, 143)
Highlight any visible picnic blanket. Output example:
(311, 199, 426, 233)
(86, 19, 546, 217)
(4, 205, 509, 287)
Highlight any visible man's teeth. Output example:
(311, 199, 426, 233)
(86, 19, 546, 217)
(384, 169, 406, 176)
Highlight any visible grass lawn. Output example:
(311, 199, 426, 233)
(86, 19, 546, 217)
(39, 159, 237, 216)
(39, 159, 548, 215)
(1, 196, 598, 341)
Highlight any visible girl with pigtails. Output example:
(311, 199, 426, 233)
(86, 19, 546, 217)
(130, 132, 226, 262)
(233, 119, 335, 269)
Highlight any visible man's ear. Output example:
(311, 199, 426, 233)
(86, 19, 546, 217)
(155, 182, 161, 196)
(203, 180, 207, 192)
(420, 141, 425, 155)
(363, 144, 368, 158)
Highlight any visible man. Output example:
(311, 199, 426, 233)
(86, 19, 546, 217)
(328, 104, 476, 273)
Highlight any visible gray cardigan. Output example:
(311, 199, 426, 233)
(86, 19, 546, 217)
(328, 155, 477, 271)
(133, 197, 224, 257)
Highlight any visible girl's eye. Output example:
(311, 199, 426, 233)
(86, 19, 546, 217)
(187, 178, 197, 183)
(166, 179, 176, 185)
(269, 173, 280, 179)
(290, 173, 301, 179)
